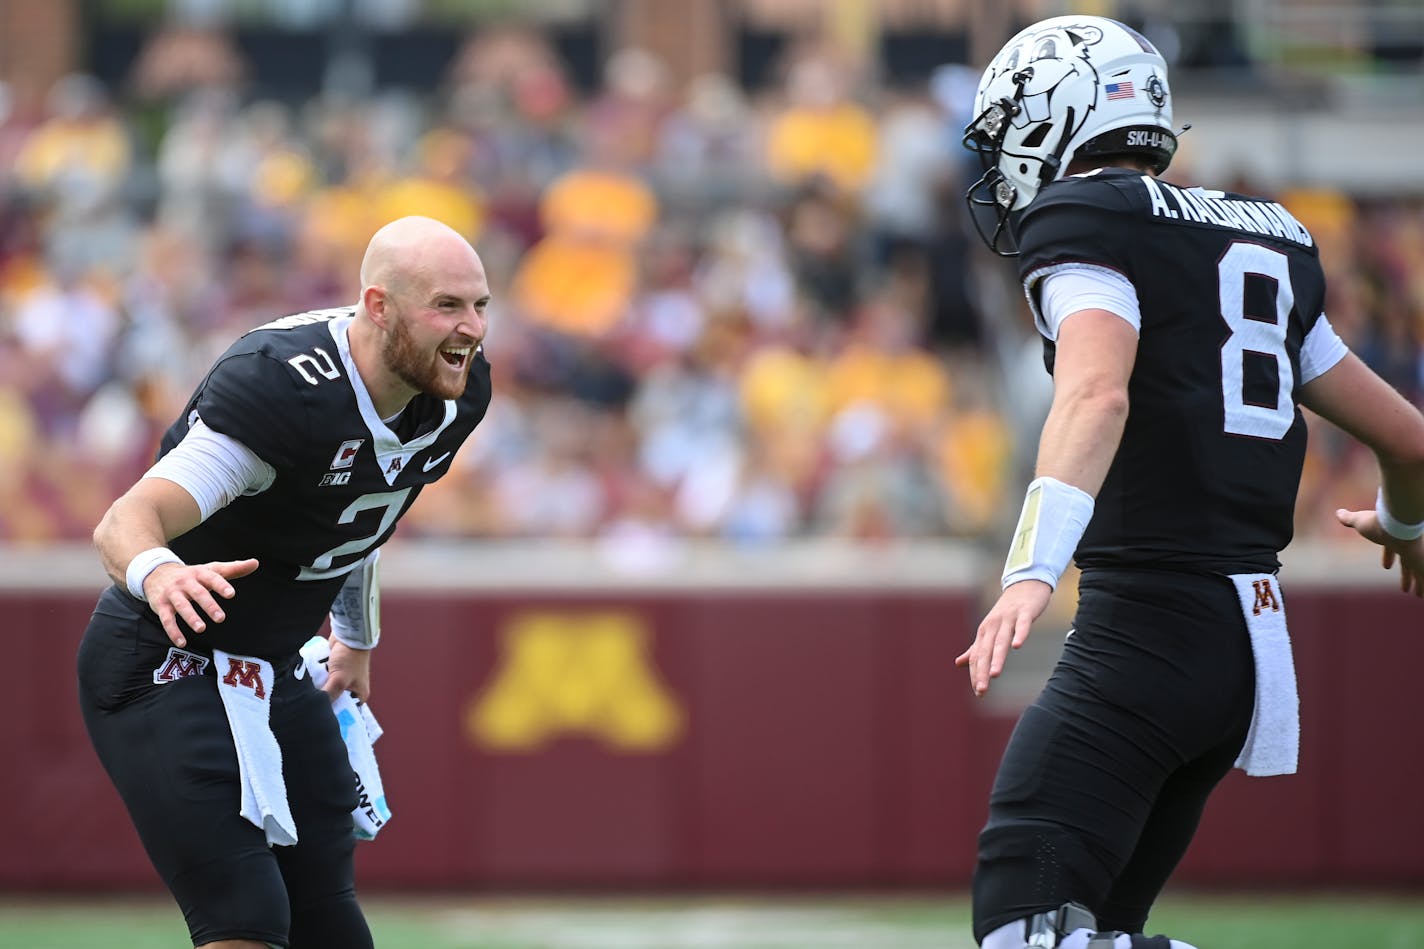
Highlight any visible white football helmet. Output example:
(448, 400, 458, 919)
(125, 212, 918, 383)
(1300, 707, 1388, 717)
(963, 16, 1179, 254)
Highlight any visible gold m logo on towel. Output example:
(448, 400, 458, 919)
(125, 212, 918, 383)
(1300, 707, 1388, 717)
(467, 612, 683, 752)
(1251, 579, 1281, 615)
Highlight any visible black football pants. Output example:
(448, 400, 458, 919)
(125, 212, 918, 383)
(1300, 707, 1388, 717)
(972, 568, 1258, 941)
(77, 599, 373, 949)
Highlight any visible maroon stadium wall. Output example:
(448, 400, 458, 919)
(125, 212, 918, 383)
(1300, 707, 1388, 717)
(3, 559, 1421, 891)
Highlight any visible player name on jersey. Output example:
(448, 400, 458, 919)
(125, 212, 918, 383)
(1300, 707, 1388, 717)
(1141, 177, 1313, 247)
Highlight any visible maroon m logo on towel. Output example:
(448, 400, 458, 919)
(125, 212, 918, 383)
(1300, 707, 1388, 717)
(222, 658, 267, 699)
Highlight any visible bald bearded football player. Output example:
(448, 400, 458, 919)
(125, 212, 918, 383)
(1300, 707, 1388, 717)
(77, 216, 491, 949)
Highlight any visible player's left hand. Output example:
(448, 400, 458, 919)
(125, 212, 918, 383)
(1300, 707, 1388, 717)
(1335, 507, 1424, 596)
(956, 579, 1053, 697)
(323, 637, 373, 703)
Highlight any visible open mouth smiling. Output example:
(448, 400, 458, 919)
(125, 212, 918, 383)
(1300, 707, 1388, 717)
(440, 345, 472, 369)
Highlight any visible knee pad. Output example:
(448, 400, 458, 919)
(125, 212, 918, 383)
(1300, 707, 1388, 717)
(287, 892, 372, 949)
(973, 822, 1116, 941)
(171, 850, 290, 948)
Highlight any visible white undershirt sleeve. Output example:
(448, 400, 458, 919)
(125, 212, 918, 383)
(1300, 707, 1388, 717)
(329, 549, 381, 649)
(141, 418, 277, 521)
(1299, 313, 1349, 384)
(1032, 266, 1142, 341)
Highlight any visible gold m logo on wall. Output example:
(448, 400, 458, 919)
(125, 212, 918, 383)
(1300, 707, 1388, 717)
(466, 611, 684, 752)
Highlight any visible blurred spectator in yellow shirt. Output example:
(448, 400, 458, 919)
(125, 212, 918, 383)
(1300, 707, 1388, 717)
(825, 295, 949, 436)
(765, 54, 877, 194)
(14, 74, 131, 207)
(374, 126, 485, 242)
(510, 102, 659, 337)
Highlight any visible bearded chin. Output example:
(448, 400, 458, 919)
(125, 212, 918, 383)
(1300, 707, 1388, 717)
(384, 317, 465, 400)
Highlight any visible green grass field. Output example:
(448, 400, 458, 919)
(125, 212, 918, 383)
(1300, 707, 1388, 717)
(3, 892, 1423, 948)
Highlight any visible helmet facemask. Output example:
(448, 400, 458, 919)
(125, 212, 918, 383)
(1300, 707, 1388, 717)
(962, 71, 1069, 257)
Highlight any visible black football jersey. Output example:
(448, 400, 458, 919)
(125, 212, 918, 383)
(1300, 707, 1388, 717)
(138, 308, 491, 658)
(1017, 168, 1328, 573)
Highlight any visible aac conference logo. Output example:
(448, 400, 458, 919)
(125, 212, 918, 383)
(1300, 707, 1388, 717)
(466, 611, 684, 752)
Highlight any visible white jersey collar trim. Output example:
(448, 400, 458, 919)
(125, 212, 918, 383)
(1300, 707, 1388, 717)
(328, 314, 457, 486)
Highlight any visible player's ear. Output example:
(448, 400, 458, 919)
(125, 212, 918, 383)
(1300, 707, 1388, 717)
(362, 285, 390, 328)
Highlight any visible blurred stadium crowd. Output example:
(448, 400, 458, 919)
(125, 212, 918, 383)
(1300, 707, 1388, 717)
(0, 22, 1416, 548)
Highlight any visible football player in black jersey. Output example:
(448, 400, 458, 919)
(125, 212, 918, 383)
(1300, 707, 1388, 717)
(77, 216, 492, 949)
(956, 16, 1424, 949)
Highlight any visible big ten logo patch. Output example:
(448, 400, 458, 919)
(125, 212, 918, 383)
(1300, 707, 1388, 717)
(1250, 578, 1281, 615)
(466, 612, 683, 752)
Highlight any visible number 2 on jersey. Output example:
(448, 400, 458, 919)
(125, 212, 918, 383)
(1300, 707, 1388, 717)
(1219, 242, 1294, 441)
(298, 488, 412, 581)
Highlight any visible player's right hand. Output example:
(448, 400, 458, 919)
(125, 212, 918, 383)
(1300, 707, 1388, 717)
(1335, 508, 1424, 597)
(956, 578, 1053, 697)
(144, 559, 260, 648)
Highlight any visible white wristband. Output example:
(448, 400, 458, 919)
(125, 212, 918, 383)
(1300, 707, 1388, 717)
(1001, 476, 1095, 590)
(1376, 488, 1424, 541)
(125, 546, 185, 601)
(330, 628, 376, 651)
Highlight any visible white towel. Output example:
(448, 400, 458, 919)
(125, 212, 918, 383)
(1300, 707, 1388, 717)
(299, 637, 392, 840)
(1228, 573, 1300, 777)
(213, 649, 297, 846)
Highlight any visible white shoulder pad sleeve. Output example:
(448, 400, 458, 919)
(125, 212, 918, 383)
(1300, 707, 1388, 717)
(1299, 313, 1348, 385)
(142, 417, 276, 521)
(1033, 265, 1142, 341)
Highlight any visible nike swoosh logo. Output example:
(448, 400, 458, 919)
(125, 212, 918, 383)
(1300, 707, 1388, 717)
(422, 452, 452, 472)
